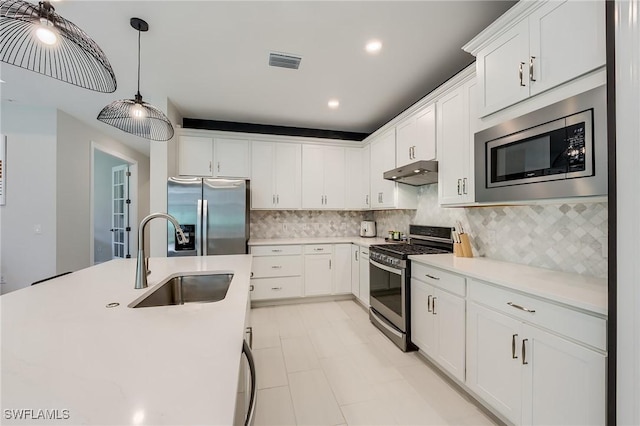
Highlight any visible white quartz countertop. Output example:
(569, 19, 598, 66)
(248, 236, 388, 247)
(408, 254, 607, 316)
(0, 255, 252, 425)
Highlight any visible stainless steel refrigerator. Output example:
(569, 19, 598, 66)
(167, 178, 250, 256)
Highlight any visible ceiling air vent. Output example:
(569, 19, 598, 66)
(269, 52, 302, 70)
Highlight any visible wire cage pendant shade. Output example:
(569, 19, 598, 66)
(97, 17, 174, 142)
(0, 0, 117, 93)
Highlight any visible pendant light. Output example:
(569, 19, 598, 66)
(97, 18, 174, 142)
(0, 0, 116, 92)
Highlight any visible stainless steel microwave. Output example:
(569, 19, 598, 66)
(475, 86, 607, 202)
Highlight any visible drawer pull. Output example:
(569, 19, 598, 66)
(313, 248, 324, 251)
(432, 297, 437, 315)
(507, 302, 536, 313)
(249, 285, 254, 292)
(271, 265, 282, 269)
(425, 274, 440, 280)
(271, 249, 282, 253)
(522, 338, 528, 365)
(427, 295, 432, 312)
(511, 334, 518, 359)
(271, 287, 282, 291)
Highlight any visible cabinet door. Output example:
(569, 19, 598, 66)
(462, 79, 478, 203)
(370, 130, 396, 208)
(250, 142, 275, 209)
(413, 104, 436, 161)
(434, 289, 465, 382)
(358, 248, 370, 306)
(476, 18, 530, 116)
(301, 145, 325, 209)
(521, 324, 606, 426)
(528, 0, 605, 96)
(351, 245, 360, 297)
(437, 84, 467, 205)
(345, 148, 366, 210)
(323, 146, 345, 209)
(361, 145, 371, 208)
(179, 136, 213, 176)
(466, 302, 523, 424)
(395, 118, 415, 166)
(332, 244, 352, 294)
(214, 138, 250, 178)
(274, 143, 301, 209)
(304, 254, 332, 296)
(410, 278, 436, 355)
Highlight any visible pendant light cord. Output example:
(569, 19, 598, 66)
(136, 28, 141, 100)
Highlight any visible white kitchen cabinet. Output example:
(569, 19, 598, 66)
(332, 244, 352, 295)
(370, 130, 396, 208)
(301, 145, 345, 209)
(358, 247, 370, 306)
(250, 245, 303, 301)
(473, 0, 605, 116)
(437, 77, 477, 206)
(250, 142, 301, 209)
(345, 147, 370, 209)
(351, 245, 360, 298)
(396, 103, 436, 166)
(466, 280, 606, 425)
(179, 136, 250, 178)
(214, 138, 250, 178)
(304, 253, 332, 296)
(178, 136, 214, 176)
(410, 263, 466, 382)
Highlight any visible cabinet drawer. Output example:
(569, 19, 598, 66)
(304, 244, 333, 254)
(251, 245, 302, 256)
(411, 263, 466, 297)
(468, 279, 606, 351)
(251, 256, 302, 278)
(251, 277, 302, 300)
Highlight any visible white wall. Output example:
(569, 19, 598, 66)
(0, 104, 57, 293)
(56, 111, 150, 275)
(615, 0, 640, 423)
(93, 151, 127, 263)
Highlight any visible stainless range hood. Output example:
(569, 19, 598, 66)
(383, 160, 438, 186)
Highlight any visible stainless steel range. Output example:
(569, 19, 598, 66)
(369, 225, 453, 352)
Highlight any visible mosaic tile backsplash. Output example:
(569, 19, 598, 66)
(250, 184, 608, 278)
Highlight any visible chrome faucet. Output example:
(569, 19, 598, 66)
(135, 213, 188, 289)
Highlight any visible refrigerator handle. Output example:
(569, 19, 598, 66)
(196, 199, 203, 256)
(202, 199, 209, 256)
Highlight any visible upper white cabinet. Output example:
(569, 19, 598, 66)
(470, 0, 605, 116)
(345, 146, 370, 209)
(251, 142, 301, 209)
(396, 103, 436, 166)
(178, 136, 250, 178)
(302, 145, 345, 209)
(369, 129, 396, 208)
(438, 77, 477, 206)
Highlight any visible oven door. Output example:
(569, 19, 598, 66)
(369, 258, 406, 332)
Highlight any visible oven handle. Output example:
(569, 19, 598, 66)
(370, 259, 402, 275)
(370, 309, 404, 339)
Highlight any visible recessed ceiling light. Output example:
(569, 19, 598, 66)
(365, 40, 382, 54)
(414, 169, 421, 173)
(328, 99, 340, 109)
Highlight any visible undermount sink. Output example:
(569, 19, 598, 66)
(130, 273, 233, 308)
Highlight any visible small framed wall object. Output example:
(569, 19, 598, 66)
(0, 135, 5, 205)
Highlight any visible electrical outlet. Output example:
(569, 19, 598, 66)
(33, 224, 42, 234)
(282, 223, 288, 232)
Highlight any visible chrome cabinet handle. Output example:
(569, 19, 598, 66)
(271, 287, 282, 290)
(272, 194, 276, 205)
(529, 56, 536, 82)
(217, 161, 221, 173)
(463, 178, 468, 195)
(242, 340, 257, 426)
(427, 295, 432, 312)
(507, 302, 536, 313)
(512, 334, 518, 359)
(271, 265, 282, 269)
(522, 338, 528, 365)
(365, 194, 369, 205)
(519, 62, 526, 86)
(249, 284, 254, 291)
(276, 194, 279, 204)
(313, 248, 324, 251)
(432, 297, 437, 315)
(271, 249, 282, 253)
(457, 179, 461, 195)
(209, 161, 212, 172)
(425, 274, 440, 281)
(355, 251, 358, 261)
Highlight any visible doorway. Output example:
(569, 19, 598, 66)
(91, 143, 138, 265)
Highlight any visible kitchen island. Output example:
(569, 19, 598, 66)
(0, 255, 252, 425)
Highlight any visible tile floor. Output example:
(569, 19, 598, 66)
(250, 300, 500, 426)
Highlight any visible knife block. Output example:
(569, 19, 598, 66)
(454, 234, 474, 258)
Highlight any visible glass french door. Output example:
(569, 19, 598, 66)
(111, 165, 130, 259)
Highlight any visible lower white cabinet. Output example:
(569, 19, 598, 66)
(351, 245, 360, 298)
(333, 244, 352, 295)
(250, 245, 303, 301)
(358, 247, 370, 306)
(304, 253, 332, 296)
(410, 268, 466, 382)
(466, 282, 606, 425)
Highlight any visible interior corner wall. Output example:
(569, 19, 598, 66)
(0, 104, 57, 293)
(56, 110, 150, 274)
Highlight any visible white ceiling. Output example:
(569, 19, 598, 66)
(0, 1, 516, 155)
